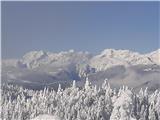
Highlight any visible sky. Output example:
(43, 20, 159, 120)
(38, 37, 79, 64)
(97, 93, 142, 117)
(2, 1, 159, 59)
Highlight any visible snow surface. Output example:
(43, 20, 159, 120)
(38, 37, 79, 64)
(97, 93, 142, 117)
(146, 49, 160, 65)
(2, 49, 160, 91)
(2, 81, 160, 120)
(89, 49, 159, 71)
(31, 114, 61, 120)
(21, 50, 91, 69)
(3, 49, 159, 69)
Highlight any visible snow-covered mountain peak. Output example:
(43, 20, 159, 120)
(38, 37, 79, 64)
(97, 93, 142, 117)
(22, 50, 48, 61)
(147, 49, 160, 56)
(2, 49, 160, 92)
(90, 49, 156, 71)
(68, 49, 75, 53)
(3, 49, 159, 70)
(99, 49, 140, 58)
(146, 49, 160, 65)
(20, 50, 92, 69)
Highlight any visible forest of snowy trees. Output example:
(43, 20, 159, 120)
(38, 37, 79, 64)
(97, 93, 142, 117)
(1, 79, 160, 120)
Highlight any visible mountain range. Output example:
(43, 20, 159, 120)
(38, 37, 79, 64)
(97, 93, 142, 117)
(2, 49, 160, 92)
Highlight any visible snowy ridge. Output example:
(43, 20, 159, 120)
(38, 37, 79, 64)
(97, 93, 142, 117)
(21, 50, 92, 69)
(146, 49, 160, 65)
(2, 49, 160, 91)
(90, 49, 159, 71)
(3, 49, 159, 70)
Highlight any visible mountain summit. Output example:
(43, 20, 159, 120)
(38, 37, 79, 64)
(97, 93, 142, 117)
(2, 49, 160, 92)
(3, 49, 159, 69)
(90, 49, 159, 71)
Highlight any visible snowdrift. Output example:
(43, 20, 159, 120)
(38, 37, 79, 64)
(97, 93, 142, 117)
(32, 114, 61, 120)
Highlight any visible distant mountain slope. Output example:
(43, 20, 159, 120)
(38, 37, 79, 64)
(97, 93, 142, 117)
(146, 49, 160, 65)
(2, 49, 160, 92)
(88, 64, 160, 92)
(89, 49, 159, 71)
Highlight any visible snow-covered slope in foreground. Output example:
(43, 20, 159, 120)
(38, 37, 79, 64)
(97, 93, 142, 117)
(32, 114, 61, 120)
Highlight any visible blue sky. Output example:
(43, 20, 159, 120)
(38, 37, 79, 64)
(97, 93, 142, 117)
(2, 1, 159, 58)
